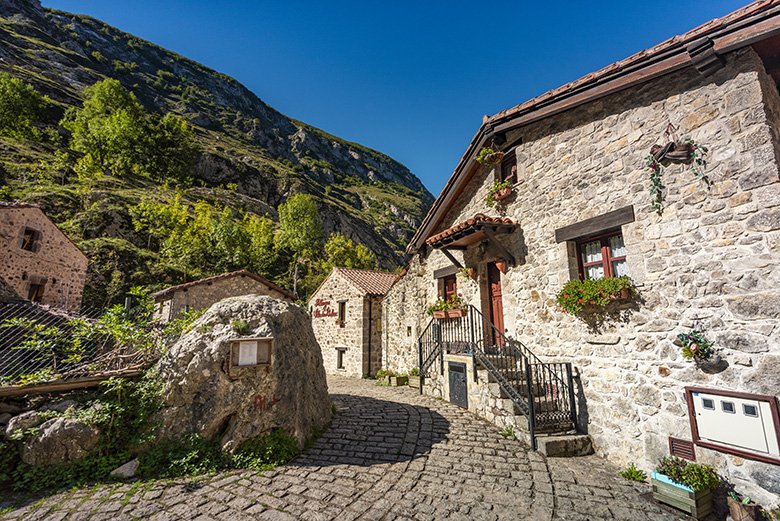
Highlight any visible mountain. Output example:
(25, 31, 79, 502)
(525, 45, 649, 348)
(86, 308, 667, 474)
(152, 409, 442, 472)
(0, 0, 433, 303)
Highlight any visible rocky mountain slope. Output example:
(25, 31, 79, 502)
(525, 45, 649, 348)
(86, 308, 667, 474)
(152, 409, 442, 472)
(0, 0, 432, 298)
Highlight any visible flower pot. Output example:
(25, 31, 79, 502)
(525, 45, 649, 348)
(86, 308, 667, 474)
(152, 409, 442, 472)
(651, 472, 713, 519)
(665, 142, 694, 163)
(390, 376, 408, 387)
(432, 310, 447, 319)
(446, 308, 467, 318)
(728, 496, 761, 521)
(485, 151, 505, 165)
(492, 186, 513, 202)
(694, 354, 728, 374)
(408, 375, 421, 389)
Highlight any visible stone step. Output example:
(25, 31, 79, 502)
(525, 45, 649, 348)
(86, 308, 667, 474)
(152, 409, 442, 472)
(535, 434, 594, 457)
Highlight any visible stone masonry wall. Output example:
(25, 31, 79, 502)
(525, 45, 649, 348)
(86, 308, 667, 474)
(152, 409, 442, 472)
(159, 275, 289, 321)
(309, 271, 367, 378)
(0, 207, 87, 311)
(384, 48, 780, 505)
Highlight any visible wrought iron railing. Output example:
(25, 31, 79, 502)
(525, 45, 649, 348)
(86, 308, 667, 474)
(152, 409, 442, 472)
(416, 305, 577, 448)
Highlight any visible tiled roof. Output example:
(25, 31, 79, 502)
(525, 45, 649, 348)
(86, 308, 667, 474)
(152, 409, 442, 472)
(334, 268, 399, 296)
(426, 214, 516, 247)
(407, 0, 780, 253)
(152, 269, 296, 301)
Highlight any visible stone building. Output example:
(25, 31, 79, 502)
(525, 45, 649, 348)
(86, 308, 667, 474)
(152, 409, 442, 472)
(0, 203, 88, 312)
(152, 269, 296, 322)
(309, 268, 398, 378)
(383, 2, 780, 506)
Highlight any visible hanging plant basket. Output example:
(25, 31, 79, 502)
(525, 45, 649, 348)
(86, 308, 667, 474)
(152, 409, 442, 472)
(476, 146, 505, 166)
(695, 355, 728, 374)
(492, 186, 513, 202)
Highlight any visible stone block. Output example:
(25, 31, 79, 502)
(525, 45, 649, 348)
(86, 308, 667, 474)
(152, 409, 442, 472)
(746, 208, 780, 232)
(536, 435, 594, 457)
(726, 291, 780, 319)
(738, 165, 779, 191)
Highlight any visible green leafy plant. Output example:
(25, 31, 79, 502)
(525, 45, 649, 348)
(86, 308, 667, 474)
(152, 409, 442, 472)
(655, 456, 720, 492)
(499, 425, 516, 439)
(677, 329, 714, 360)
(231, 319, 250, 335)
(408, 367, 420, 377)
(486, 179, 512, 208)
(646, 135, 709, 214)
(476, 147, 496, 164)
(230, 428, 301, 471)
(728, 491, 752, 504)
(556, 276, 634, 315)
(620, 463, 647, 482)
(426, 293, 466, 315)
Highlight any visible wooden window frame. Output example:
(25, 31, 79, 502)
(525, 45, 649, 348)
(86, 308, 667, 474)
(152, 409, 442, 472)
(575, 228, 626, 280)
(20, 227, 40, 252)
(336, 348, 346, 370)
(500, 150, 517, 183)
(440, 274, 457, 301)
(337, 301, 346, 327)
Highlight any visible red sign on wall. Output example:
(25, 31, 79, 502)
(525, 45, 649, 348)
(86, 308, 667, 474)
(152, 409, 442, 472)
(313, 298, 337, 318)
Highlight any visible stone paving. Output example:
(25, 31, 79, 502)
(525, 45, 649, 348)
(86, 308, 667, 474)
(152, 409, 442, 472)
(0, 376, 687, 521)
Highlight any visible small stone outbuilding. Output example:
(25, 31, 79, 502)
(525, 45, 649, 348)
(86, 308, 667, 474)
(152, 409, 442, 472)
(309, 268, 397, 378)
(0, 202, 88, 312)
(152, 269, 296, 322)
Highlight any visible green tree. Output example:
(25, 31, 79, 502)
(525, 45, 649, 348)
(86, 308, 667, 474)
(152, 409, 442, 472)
(144, 112, 199, 183)
(323, 233, 376, 270)
(276, 193, 323, 295)
(245, 214, 279, 277)
(0, 73, 46, 138)
(130, 193, 189, 249)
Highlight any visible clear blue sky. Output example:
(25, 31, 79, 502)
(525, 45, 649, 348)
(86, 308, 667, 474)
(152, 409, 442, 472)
(44, 0, 748, 195)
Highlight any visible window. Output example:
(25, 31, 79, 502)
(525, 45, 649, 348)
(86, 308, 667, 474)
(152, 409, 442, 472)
(20, 227, 40, 252)
(337, 301, 346, 327)
(336, 348, 346, 370)
(406, 326, 412, 337)
(500, 151, 517, 183)
(28, 283, 45, 303)
(577, 229, 628, 280)
(441, 274, 457, 301)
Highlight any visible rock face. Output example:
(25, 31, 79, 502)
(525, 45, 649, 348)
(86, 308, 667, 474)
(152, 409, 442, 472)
(5, 410, 43, 436)
(20, 418, 100, 466)
(156, 295, 331, 449)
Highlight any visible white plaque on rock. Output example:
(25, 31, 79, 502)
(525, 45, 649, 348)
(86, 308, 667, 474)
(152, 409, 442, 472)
(238, 340, 257, 366)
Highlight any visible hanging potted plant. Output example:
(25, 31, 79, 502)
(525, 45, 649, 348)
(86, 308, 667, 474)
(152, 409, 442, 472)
(476, 146, 505, 166)
(727, 490, 761, 521)
(486, 179, 512, 207)
(652, 456, 720, 519)
(458, 266, 477, 280)
(676, 329, 726, 373)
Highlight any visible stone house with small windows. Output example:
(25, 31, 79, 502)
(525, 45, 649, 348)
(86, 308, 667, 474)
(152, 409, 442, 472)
(0, 203, 88, 312)
(383, 2, 780, 506)
(309, 267, 398, 378)
(152, 269, 296, 322)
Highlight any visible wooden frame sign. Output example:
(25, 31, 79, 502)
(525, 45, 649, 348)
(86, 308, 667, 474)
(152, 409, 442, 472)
(685, 386, 780, 465)
(230, 337, 273, 368)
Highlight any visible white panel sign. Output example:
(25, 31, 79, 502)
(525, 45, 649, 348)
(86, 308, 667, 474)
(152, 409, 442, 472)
(238, 340, 257, 366)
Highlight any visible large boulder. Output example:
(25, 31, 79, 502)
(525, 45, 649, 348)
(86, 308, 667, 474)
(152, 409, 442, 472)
(20, 418, 100, 466)
(4, 410, 44, 436)
(156, 295, 331, 449)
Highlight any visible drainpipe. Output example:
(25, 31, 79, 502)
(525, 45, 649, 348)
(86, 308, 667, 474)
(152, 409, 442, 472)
(367, 297, 373, 377)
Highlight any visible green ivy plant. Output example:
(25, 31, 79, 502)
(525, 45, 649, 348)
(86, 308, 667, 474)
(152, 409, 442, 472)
(556, 276, 635, 315)
(486, 179, 512, 208)
(655, 456, 721, 492)
(646, 137, 710, 214)
(677, 329, 714, 360)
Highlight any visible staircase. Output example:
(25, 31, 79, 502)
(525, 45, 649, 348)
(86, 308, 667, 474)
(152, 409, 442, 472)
(417, 305, 592, 456)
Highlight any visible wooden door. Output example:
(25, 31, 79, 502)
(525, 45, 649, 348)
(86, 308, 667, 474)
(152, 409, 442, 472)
(487, 262, 505, 346)
(448, 362, 468, 408)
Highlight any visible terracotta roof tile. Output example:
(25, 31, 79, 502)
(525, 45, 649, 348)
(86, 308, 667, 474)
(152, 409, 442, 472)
(334, 268, 399, 296)
(152, 269, 296, 301)
(426, 214, 516, 246)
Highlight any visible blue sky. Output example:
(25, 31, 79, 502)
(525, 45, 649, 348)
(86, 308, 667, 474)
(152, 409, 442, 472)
(44, 0, 748, 195)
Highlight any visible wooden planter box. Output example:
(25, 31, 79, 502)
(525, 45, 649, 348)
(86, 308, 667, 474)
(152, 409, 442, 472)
(446, 308, 467, 318)
(408, 375, 420, 389)
(492, 186, 513, 202)
(389, 376, 408, 387)
(432, 311, 447, 319)
(727, 496, 761, 521)
(651, 472, 712, 519)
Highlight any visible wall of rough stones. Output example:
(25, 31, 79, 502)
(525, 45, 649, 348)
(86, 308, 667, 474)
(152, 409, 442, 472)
(384, 48, 780, 505)
(309, 271, 370, 378)
(0, 206, 87, 311)
(156, 275, 289, 321)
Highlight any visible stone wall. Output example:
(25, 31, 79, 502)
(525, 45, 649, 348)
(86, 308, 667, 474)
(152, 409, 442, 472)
(156, 274, 289, 321)
(0, 206, 87, 311)
(384, 48, 780, 506)
(309, 271, 368, 378)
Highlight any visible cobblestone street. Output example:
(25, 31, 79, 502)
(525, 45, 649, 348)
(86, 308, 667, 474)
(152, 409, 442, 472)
(1, 376, 685, 520)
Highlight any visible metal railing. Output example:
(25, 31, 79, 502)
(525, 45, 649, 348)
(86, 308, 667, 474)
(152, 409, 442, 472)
(416, 305, 577, 448)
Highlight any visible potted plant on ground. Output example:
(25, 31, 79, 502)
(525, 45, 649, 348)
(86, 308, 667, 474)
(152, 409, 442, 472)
(651, 456, 720, 519)
(390, 373, 408, 387)
(476, 146, 505, 166)
(556, 276, 635, 316)
(486, 179, 512, 207)
(727, 490, 761, 521)
(408, 367, 420, 389)
(676, 329, 726, 373)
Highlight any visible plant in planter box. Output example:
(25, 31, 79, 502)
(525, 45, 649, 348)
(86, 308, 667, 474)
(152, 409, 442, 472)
(426, 294, 467, 319)
(408, 367, 421, 388)
(375, 369, 394, 386)
(486, 179, 512, 208)
(476, 146, 505, 166)
(556, 276, 635, 316)
(652, 456, 720, 519)
(727, 490, 761, 521)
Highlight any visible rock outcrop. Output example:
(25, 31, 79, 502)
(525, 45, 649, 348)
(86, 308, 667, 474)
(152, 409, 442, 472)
(20, 418, 100, 466)
(156, 295, 331, 449)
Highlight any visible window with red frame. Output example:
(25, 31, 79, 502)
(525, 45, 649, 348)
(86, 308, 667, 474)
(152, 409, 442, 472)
(440, 274, 457, 300)
(500, 151, 517, 183)
(576, 230, 628, 280)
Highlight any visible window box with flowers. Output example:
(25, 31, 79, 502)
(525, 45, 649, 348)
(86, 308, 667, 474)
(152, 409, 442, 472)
(426, 294, 467, 319)
(556, 276, 635, 315)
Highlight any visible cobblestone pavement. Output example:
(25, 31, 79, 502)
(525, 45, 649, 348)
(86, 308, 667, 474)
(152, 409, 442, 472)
(1, 376, 686, 521)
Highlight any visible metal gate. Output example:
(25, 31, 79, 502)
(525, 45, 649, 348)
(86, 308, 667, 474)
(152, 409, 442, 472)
(448, 362, 468, 408)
